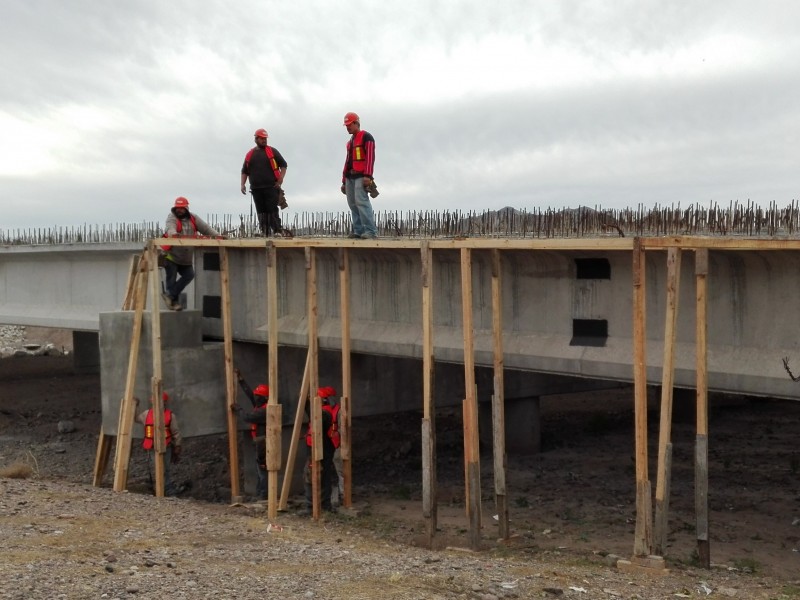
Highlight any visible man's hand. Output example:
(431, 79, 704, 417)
(171, 446, 182, 464)
(362, 177, 372, 188)
(340, 184, 346, 195)
(234, 368, 242, 381)
(230, 404, 242, 413)
(241, 184, 247, 195)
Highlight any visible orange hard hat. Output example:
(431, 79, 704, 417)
(343, 112, 359, 126)
(254, 384, 269, 397)
(254, 128, 268, 138)
(174, 197, 189, 208)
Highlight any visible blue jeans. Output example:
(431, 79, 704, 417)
(164, 259, 194, 302)
(345, 178, 377, 237)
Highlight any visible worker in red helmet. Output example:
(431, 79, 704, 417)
(134, 392, 184, 496)
(341, 112, 378, 239)
(160, 197, 222, 311)
(233, 368, 273, 500)
(299, 385, 340, 515)
(241, 128, 289, 237)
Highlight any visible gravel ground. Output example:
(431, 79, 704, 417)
(1, 477, 797, 600)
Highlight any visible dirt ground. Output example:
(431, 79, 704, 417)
(1, 326, 800, 586)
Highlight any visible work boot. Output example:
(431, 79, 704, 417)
(160, 292, 173, 309)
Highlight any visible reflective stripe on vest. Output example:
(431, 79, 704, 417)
(143, 408, 172, 450)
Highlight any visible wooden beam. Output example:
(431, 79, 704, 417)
(460, 247, 481, 550)
(654, 247, 682, 554)
(279, 350, 311, 511)
(266, 242, 280, 519)
(695, 248, 711, 568)
(338, 248, 353, 508)
(112, 257, 149, 492)
(306, 247, 322, 519)
(219, 247, 241, 502)
(631, 237, 653, 557)
(420, 242, 437, 545)
(148, 244, 165, 498)
(490, 249, 509, 540)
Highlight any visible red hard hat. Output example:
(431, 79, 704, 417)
(254, 128, 268, 138)
(343, 112, 359, 126)
(174, 197, 189, 208)
(254, 384, 269, 397)
(162, 392, 169, 402)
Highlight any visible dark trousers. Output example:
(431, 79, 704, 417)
(304, 445, 335, 510)
(163, 260, 194, 302)
(251, 187, 282, 235)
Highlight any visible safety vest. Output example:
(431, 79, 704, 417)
(244, 146, 282, 180)
(160, 214, 197, 251)
(346, 130, 367, 174)
(250, 402, 267, 439)
(142, 408, 172, 450)
(305, 403, 341, 449)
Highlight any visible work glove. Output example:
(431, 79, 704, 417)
(278, 188, 288, 210)
(364, 177, 379, 198)
(340, 184, 346, 195)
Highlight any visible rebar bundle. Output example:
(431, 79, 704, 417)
(2, 200, 798, 245)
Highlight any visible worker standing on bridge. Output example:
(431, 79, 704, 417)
(240, 128, 289, 237)
(233, 368, 270, 501)
(135, 393, 183, 496)
(161, 197, 222, 311)
(341, 112, 378, 239)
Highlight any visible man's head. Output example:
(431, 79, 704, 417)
(254, 384, 269, 399)
(254, 128, 268, 148)
(318, 386, 337, 403)
(343, 112, 360, 134)
(150, 391, 169, 404)
(173, 197, 189, 218)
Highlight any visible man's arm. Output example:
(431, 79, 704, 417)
(234, 369, 257, 407)
(169, 412, 183, 448)
(242, 405, 267, 424)
(193, 215, 222, 238)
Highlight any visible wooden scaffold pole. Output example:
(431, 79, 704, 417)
(420, 242, 438, 545)
(148, 243, 166, 498)
(654, 247, 682, 554)
(460, 247, 482, 550)
(338, 248, 353, 508)
(266, 241, 283, 520)
(694, 248, 711, 567)
(306, 247, 322, 519)
(219, 246, 242, 502)
(490, 249, 509, 540)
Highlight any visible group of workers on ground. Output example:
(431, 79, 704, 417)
(158, 111, 378, 311)
(136, 374, 342, 514)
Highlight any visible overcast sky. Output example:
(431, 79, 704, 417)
(2, 0, 798, 230)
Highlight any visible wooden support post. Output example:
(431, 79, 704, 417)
(420, 242, 438, 545)
(654, 247, 682, 554)
(219, 247, 241, 502)
(92, 432, 113, 487)
(460, 248, 481, 550)
(266, 241, 280, 519)
(112, 258, 149, 492)
(338, 248, 353, 508)
(630, 238, 654, 558)
(490, 249, 509, 540)
(279, 350, 311, 511)
(266, 404, 282, 520)
(695, 248, 711, 568)
(306, 247, 322, 519)
(149, 244, 166, 498)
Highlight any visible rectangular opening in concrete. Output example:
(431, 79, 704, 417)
(570, 318, 608, 346)
(575, 258, 610, 279)
(203, 251, 220, 271)
(203, 295, 221, 318)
